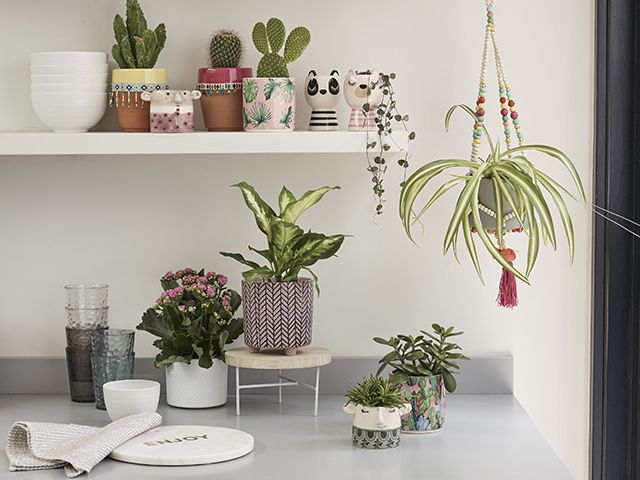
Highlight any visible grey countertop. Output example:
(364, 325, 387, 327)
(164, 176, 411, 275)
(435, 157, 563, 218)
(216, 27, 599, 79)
(0, 394, 573, 480)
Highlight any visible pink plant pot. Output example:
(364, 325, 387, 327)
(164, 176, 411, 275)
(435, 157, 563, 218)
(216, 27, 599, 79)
(242, 77, 296, 132)
(197, 68, 253, 132)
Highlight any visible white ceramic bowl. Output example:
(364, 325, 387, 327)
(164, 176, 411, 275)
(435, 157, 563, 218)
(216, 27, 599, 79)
(31, 73, 109, 84)
(31, 64, 108, 75)
(103, 380, 160, 421)
(30, 51, 107, 66)
(31, 83, 108, 94)
(31, 94, 107, 133)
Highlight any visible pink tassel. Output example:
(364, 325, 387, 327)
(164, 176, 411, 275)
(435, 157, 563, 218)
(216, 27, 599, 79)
(497, 248, 518, 308)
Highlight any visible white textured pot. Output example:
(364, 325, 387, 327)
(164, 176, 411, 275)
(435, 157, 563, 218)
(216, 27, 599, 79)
(165, 360, 228, 408)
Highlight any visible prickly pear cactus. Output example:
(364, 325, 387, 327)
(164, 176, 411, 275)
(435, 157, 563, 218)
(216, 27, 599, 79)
(252, 18, 310, 77)
(112, 0, 167, 69)
(209, 30, 243, 68)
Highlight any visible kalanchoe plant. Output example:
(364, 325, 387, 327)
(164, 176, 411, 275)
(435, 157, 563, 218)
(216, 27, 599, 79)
(112, 0, 166, 69)
(220, 182, 346, 293)
(365, 72, 415, 215)
(345, 375, 405, 408)
(137, 268, 242, 369)
(209, 30, 243, 68)
(399, 105, 586, 284)
(374, 323, 468, 393)
(252, 18, 310, 77)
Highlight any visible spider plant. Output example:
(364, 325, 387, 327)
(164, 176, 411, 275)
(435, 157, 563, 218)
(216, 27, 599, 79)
(399, 104, 586, 283)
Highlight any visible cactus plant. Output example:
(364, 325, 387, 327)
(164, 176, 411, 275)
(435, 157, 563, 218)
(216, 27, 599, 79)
(112, 0, 166, 69)
(209, 30, 243, 68)
(252, 18, 310, 77)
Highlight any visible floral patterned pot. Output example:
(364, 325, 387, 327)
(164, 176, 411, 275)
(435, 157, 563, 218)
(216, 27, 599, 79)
(111, 68, 169, 132)
(198, 68, 253, 131)
(399, 374, 446, 433)
(241, 278, 313, 355)
(343, 403, 412, 449)
(242, 77, 295, 131)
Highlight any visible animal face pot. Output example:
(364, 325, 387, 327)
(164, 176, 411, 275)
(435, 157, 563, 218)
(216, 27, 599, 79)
(343, 69, 384, 131)
(304, 70, 341, 131)
(343, 403, 411, 449)
(140, 89, 202, 133)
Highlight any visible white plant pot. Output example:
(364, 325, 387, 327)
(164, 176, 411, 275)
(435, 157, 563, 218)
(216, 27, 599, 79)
(165, 360, 228, 408)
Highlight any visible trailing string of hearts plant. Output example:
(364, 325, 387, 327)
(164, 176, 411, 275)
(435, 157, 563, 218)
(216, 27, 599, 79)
(399, 0, 586, 308)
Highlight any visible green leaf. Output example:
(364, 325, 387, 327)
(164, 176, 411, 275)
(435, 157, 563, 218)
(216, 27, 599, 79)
(462, 212, 484, 283)
(301, 267, 320, 295)
(242, 266, 275, 282)
(280, 186, 339, 223)
(537, 175, 575, 262)
(248, 245, 274, 263)
(231, 182, 276, 236)
(278, 186, 296, 214)
(269, 220, 304, 252)
(219, 251, 261, 269)
(137, 308, 172, 339)
(266, 18, 286, 53)
(492, 176, 504, 248)
(283, 26, 310, 63)
(252, 22, 270, 54)
(445, 104, 495, 155)
(411, 176, 466, 226)
(291, 233, 345, 268)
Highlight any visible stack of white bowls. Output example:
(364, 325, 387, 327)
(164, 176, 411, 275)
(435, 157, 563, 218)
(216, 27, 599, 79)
(30, 51, 108, 133)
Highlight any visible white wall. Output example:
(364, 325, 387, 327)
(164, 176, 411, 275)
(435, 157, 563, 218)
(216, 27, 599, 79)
(0, 1, 593, 477)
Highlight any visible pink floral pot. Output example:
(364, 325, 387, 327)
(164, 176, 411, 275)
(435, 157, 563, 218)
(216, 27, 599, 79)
(241, 278, 313, 355)
(242, 77, 296, 131)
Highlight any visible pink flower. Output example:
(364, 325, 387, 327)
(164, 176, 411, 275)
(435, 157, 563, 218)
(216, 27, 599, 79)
(178, 305, 186, 311)
(168, 290, 177, 298)
(206, 271, 216, 278)
(198, 284, 207, 291)
(218, 275, 228, 286)
(206, 287, 216, 297)
(175, 287, 184, 294)
(222, 298, 231, 307)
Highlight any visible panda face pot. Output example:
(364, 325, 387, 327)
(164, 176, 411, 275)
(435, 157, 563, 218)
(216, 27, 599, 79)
(304, 70, 341, 131)
(343, 403, 411, 449)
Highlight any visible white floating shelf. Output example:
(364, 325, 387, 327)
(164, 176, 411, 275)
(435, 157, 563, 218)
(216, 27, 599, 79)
(0, 131, 409, 156)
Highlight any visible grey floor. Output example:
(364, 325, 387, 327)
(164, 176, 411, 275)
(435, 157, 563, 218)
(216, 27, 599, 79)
(0, 394, 573, 480)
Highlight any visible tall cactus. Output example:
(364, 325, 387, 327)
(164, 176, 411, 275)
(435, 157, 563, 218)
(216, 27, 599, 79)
(209, 30, 243, 68)
(112, 0, 166, 69)
(252, 18, 310, 77)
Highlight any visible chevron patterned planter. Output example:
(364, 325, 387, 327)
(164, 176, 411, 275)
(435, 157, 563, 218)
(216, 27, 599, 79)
(241, 278, 314, 354)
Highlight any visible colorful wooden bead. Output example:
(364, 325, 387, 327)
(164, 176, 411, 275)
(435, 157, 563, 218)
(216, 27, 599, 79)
(511, 112, 518, 119)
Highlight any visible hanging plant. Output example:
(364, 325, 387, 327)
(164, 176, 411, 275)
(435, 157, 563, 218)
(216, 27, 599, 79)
(399, 1, 586, 308)
(363, 72, 415, 215)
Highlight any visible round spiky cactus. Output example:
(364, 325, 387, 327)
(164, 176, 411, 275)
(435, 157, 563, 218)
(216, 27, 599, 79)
(209, 30, 242, 68)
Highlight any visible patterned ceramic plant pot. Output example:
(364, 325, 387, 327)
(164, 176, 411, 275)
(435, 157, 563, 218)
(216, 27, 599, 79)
(165, 360, 228, 408)
(241, 278, 313, 355)
(242, 77, 296, 131)
(304, 69, 341, 131)
(343, 69, 384, 131)
(399, 374, 446, 433)
(343, 403, 412, 449)
(198, 68, 253, 131)
(141, 90, 201, 133)
(110, 68, 169, 132)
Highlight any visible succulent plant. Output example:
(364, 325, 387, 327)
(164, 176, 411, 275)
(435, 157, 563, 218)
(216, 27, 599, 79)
(112, 0, 166, 69)
(345, 376, 405, 408)
(209, 30, 243, 68)
(252, 18, 310, 77)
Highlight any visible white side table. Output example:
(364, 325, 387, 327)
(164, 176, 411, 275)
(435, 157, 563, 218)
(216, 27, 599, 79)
(224, 347, 331, 417)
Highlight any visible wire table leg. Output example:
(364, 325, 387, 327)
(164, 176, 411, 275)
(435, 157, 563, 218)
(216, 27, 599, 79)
(236, 366, 240, 416)
(314, 367, 320, 417)
(278, 369, 282, 404)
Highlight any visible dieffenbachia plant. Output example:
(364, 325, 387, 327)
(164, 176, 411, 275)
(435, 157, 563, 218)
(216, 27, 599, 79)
(220, 182, 346, 293)
(399, 104, 586, 285)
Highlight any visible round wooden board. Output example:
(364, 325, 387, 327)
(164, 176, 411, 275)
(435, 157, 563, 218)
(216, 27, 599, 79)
(224, 346, 331, 369)
(110, 425, 254, 466)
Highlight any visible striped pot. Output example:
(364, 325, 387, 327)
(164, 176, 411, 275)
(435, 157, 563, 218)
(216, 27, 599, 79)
(241, 278, 314, 355)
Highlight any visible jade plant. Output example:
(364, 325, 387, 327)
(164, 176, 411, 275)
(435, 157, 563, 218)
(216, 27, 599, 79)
(137, 268, 242, 368)
(209, 30, 242, 68)
(345, 375, 405, 408)
(112, 0, 166, 69)
(364, 72, 416, 215)
(374, 323, 468, 393)
(220, 182, 346, 293)
(252, 18, 310, 77)
(400, 105, 586, 286)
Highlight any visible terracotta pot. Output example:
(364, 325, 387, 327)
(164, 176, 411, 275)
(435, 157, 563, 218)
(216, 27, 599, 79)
(241, 278, 313, 355)
(242, 77, 296, 131)
(197, 68, 252, 132)
(111, 68, 169, 132)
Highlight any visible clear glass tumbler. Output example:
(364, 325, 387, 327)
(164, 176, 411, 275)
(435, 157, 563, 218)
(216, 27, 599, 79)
(66, 307, 109, 329)
(91, 353, 135, 409)
(65, 284, 108, 309)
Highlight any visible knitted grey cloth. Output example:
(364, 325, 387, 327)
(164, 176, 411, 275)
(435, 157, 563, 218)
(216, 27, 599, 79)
(5, 412, 161, 477)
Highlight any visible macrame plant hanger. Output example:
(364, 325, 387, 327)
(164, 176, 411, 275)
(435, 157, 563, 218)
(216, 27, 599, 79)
(472, 0, 525, 308)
